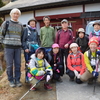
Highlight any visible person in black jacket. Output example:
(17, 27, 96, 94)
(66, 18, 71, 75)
(49, 43, 64, 82)
(76, 28, 89, 53)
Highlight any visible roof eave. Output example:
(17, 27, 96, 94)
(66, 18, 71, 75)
(0, 0, 99, 15)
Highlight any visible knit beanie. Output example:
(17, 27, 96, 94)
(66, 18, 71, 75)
(88, 36, 99, 45)
(70, 43, 78, 49)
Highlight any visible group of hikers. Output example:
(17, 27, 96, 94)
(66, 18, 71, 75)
(0, 8, 100, 91)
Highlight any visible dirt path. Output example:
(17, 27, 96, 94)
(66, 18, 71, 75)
(0, 54, 57, 100)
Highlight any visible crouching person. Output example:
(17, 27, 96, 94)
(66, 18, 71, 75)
(49, 43, 64, 82)
(28, 47, 53, 90)
(80, 37, 100, 84)
(67, 43, 86, 84)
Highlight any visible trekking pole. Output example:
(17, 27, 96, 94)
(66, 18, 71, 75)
(93, 58, 99, 95)
(19, 74, 46, 100)
(93, 77, 97, 95)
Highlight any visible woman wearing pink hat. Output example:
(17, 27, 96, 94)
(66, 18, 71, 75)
(49, 43, 64, 82)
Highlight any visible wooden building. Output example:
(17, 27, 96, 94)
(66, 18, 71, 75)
(0, 0, 100, 37)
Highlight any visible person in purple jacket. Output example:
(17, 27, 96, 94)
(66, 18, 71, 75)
(55, 19, 73, 73)
(89, 21, 100, 45)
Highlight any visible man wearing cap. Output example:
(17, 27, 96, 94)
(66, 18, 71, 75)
(40, 16, 55, 52)
(80, 36, 100, 84)
(89, 21, 100, 45)
(55, 19, 73, 72)
(76, 28, 89, 53)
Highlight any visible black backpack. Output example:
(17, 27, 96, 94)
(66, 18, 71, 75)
(3, 21, 9, 37)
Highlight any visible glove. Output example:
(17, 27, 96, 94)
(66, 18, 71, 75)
(96, 51, 100, 55)
(46, 71, 51, 75)
(77, 74, 81, 79)
(92, 71, 99, 77)
(27, 72, 33, 77)
(54, 64, 57, 67)
(56, 69, 60, 73)
(38, 71, 45, 76)
(46, 75, 51, 82)
(45, 69, 53, 76)
(74, 70, 78, 77)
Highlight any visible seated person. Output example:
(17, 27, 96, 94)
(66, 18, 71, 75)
(67, 43, 86, 84)
(28, 47, 53, 90)
(80, 37, 100, 84)
(49, 43, 64, 82)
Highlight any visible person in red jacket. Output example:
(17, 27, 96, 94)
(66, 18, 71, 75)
(67, 43, 86, 84)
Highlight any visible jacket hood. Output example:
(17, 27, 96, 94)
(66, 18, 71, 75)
(30, 54, 36, 59)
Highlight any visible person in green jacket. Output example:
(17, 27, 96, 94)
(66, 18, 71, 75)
(40, 16, 55, 53)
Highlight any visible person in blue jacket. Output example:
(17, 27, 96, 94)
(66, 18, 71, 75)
(22, 19, 40, 82)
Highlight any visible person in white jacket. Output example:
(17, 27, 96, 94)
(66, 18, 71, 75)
(28, 47, 53, 90)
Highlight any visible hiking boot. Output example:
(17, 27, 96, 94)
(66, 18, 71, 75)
(30, 84, 36, 91)
(31, 87, 36, 91)
(69, 78, 74, 81)
(44, 83, 52, 90)
(16, 81, 22, 87)
(57, 77, 63, 82)
(9, 81, 16, 88)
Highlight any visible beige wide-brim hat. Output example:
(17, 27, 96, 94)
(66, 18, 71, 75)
(78, 28, 85, 33)
(93, 21, 100, 27)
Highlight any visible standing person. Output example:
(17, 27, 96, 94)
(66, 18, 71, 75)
(28, 47, 53, 90)
(89, 21, 100, 44)
(76, 28, 89, 53)
(22, 18, 39, 63)
(1, 8, 23, 87)
(55, 19, 73, 73)
(22, 19, 40, 82)
(80, 37, 100, 84)
(49, 43, 64, 82)
(40, 16, 55, 53)
(67, 43, 86, 84)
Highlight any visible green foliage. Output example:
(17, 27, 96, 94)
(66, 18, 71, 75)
(0, 18, 3, 24)
(0, 0, 5, 8)
(0, 70, 3, 76)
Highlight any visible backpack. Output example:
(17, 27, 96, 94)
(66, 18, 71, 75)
(91, 31, 100, 36)
(87, 50, 99, 70)
(57, 29, 73, 43)
(69, 52, 82, 68)
(70, 53, 82, 60)
(87, 50, 98, 61)
(3, 21, 9, 37)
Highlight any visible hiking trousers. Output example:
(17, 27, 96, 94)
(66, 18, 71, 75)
(80, 70, 100, 82)
(4, 48, 21, 82)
